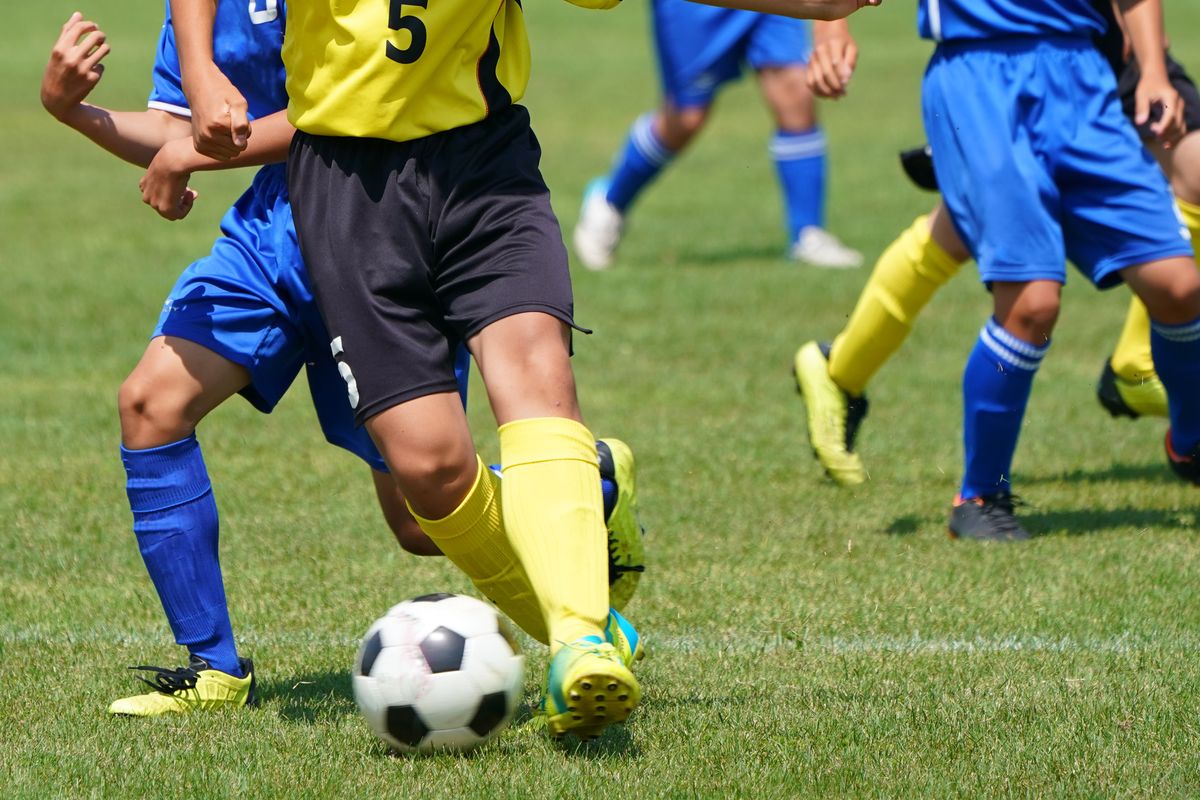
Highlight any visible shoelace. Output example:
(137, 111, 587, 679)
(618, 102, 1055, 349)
(129, 664, 200, 695)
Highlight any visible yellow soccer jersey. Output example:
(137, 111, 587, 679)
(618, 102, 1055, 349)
(283, 0, 619, 142)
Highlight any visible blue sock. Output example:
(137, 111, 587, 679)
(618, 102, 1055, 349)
(770, 127, 826, 242)
(605, 113, 675, 213)
(122, 435, 241, 675)
(960, 319, 1049, 499)
(1151, 314, 1200, 453)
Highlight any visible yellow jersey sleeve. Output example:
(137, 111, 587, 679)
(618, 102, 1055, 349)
(283, 0, 531, 141)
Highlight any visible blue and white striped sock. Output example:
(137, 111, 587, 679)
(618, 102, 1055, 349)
(605, 113, 675, 213)
(1151, 314, 1200, 453)
(960, 318, 1050, 500)
(770, 127, 827, 241)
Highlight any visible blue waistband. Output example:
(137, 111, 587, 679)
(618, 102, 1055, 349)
(934, 34, 1093, 56)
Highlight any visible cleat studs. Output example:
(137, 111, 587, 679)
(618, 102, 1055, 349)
(581, 681, 592, 690)
(595, 694, 605, 701)
(618, 694, 628, 701)
(607, 682, 618, 691)
(570, 692, 581, 701)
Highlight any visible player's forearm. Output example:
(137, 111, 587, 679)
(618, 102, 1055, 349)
(688, 0, 879, 20)
(182, 111, 294, 172)
(169, 0, 218, 89)
(56, 105, 190, 168)
(1117, 0, 1169, 78)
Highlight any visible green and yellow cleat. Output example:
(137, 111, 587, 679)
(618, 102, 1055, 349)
(544, 637, 640, 741)
(793, 341, 869, 487)
(604, 608, 644, 669)
(107, 657, 256, 717)
(597, 438, 645, 611)
(1097, 359, 1169, 420)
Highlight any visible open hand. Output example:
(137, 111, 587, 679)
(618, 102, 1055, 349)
(41, 12, 110, 120)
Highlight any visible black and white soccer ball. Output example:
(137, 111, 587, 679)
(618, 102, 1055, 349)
(352, 593, 524, 754)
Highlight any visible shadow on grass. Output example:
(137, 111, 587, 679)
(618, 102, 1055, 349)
(260, 669, 357, 724)
(1024, 506, 1197, 537)
(649, 242, 786, 268)
(885, 515, 922, 536)
(1023, 462, 1167, 485)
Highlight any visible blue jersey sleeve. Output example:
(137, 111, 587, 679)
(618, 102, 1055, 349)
(145, 0, 289, 121)
(147, 11, 191, 117)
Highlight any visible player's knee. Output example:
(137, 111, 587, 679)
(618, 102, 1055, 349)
(117, 374, 197, 448)
(1147, 271, 1200, 323)
(658, 106, 707, 150)
(998, 287, 1060, 342)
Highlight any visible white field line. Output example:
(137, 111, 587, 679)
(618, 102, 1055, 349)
(2, 626, 1195, 655)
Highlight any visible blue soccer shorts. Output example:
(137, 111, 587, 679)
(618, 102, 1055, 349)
(153, 164, 469, 472)
(923, 37, 1193, 289)
(652, 0, 811, 109)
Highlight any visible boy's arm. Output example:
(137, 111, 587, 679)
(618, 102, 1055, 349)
(687, 0, 880, 20)
(807, 19, 858, 98)
(42, 13, 190, 167)
(169, 0, 250, 159)
(140, 110, 294, 220)
(1117, 0, 1185, 146)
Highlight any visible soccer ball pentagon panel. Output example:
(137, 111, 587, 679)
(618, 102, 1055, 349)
(352, 593, 524, 753)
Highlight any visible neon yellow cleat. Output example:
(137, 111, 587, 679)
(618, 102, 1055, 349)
(604, 608, 644, 669)
(793, 341, 870, 487)
(107, 657, 256, 717)
(544, 637, 640, 741)
(1097, 360, 1169, 419)
(597, 438, 645, 611)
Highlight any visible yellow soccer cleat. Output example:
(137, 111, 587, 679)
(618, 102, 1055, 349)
(1097, 360, 1169, 420)
(793, 341, 870, 486)
(597, 438, 645, 611)
(543, 637, 640, 741)
(107, 657, 256, 717)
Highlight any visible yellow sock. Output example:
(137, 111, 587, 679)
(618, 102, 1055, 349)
(409, 457, 548, 644)
(499, 417, 608, 653)
(828, 214, 966, 396)
(1110, 297, 1155, 383)
(1110, 196, 1200, 382)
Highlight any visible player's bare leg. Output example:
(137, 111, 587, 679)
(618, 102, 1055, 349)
(110, 336, 256, 716)
(759, 65, 861, 268)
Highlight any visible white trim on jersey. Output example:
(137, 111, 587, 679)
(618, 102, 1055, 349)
(928, 0, 943, 41)
(148, 100, 192, 118)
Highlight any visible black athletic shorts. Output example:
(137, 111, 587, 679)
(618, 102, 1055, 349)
(288, 105, 577, 425)
(1118, 52, 1200, 139)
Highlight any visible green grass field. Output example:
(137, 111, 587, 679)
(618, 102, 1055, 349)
(3, 3, 1200, 797)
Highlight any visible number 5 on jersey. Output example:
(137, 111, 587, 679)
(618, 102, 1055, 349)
(387, 0, 427, 64)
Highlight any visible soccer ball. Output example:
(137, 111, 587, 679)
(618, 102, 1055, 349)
(352, 593, 525, 754)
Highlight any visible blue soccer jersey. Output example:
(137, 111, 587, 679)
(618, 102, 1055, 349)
(917, 0, 1106, 42)
(148, 0, 287, 119)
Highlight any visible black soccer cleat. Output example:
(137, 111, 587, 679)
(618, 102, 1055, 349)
(948, 493, 1031, 542)
(1096, 360, 1139, 419)
(1165, 430, 1200, 486)
(899, 145, 939, 192)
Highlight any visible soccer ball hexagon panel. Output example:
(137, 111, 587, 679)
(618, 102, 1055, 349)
(352, 594, 525, 754)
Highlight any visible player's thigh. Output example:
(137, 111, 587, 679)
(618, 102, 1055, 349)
(468, 312, 580, 426)
(750, 14, 813, 128)
(756, 65, 814, 130)
(119, 336, 250, 446)
(1147, 130, 1200, 207)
